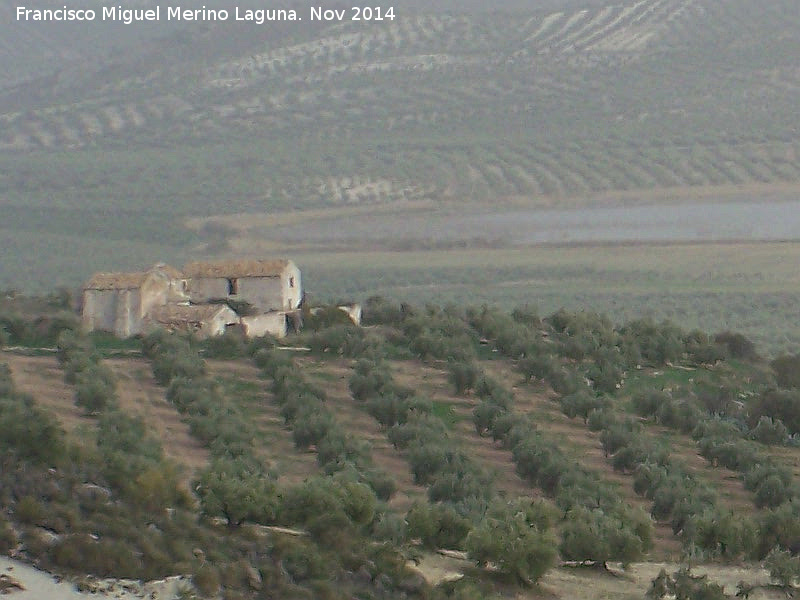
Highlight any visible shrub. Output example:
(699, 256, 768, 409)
(407, 444, 449, 485)
(15, 495, 46, 525)
(349, 361, 393, 402)
(367, 394, 410, 429)
(560, 390, 609, 423)
(517, 355, 557, 383)
(548, 367, 585, 396)
(466, 510, 557, 585)
(611, 439, 668, 473)
(304, 306, 355, 332)
(765, 547, 800, 588)
(362, 296, 406, 326)
(560, 507, 651, 567)
(772, 354, 800, 389)
(750, 416, 789, 445)
(292, 409, 335, 450)
(315, 429, 369, 471)
(490, 411, 517, 443)
(587, 408, 616, 432)
(472, 401, 504, 436)
(448, 361, 481, 395)
(151, 349, 205, 386)
(646, 568, 730, 600)
(406, 503, 471, 550)
(193, 564, 221, 597)
(278, 478, 375, 530)
(428, 468, 492, 505)
(751, 388, 800, 435)
(657, 399, 703, 433)
(195, 459, 277, 528)
(0, 393, 65, 465)
(74, 366, 118, 415)
(599, 420, 640, 457)
(474, 376, 513, 410)
(632, 390, 671, 418)
(252, 348, 293, 377)
(714, 331, 758, 360)
(361, 468, 396, 501)
(200, 328, 247, 359)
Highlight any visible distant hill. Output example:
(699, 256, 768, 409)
(3, 0, 800, 208)
(3, 0, 800, 293)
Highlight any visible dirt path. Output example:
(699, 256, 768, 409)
(205, 360, 321, 487)
(104, 358, 209, 480)
(297, 357, 428, 513)
(1, 352, 91, 434)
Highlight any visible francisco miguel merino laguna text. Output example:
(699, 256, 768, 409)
(14, 5, 396, 24)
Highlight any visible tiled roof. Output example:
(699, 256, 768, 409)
(84, 272, 148, 290)
(84, 264, 183, 290)
(148, 303, 238, 324)
(183, 259, 292, 278)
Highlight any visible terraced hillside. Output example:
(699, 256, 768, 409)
(7, 296, 800, 598)
(3, 344, 799, 562)
(3, 0, 800, 211)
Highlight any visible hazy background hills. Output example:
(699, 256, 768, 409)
(3, 0, 800, 352)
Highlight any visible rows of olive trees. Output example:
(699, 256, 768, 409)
(347, 355, 559, 585)
(468, 305, 800, 563)
(364, 299, 654, 567)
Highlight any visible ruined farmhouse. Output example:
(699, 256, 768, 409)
(81, 264, 187, 338)
(81, 259, 302, 339)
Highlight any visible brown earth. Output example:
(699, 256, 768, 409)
(205, 360, 321, 487)
(104, 357, 209, 480)
(4, 351, 795, 561)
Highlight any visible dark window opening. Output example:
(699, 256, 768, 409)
(289, 276, 295, 288)
(227, 278, 239, 295)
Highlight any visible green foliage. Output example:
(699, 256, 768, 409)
(646, 568, 731, 600)
(349, 360, 394, 402)
(466, 504, 557, 585)
(151, 348, 205, 386)
(74, 364, 118, 414)
(619, 318, 686, 367)
(714, 331, 758, 361)
(448, 361, 481, 395)
(771, 354, 800, 389)
(192, 564, 222, 597)
(307, 324, 374, 357)
(560, 390, 610, 423)
(754, 501, 800, 559)
(517, 355, 557, 383)
(304, 305, 356, 331)
(688, 509, 757, 559)
(0, 392, 65, 465)
(406, 502, 471, 550)
(764, 547, 800, 588)
(472, 401, 504, 437)
(474, 376, 513, 410)
(751, 388, 800, 435)
(252, 347, 294, 377)
(96, 411, 164, 492)
(632, 389, 672, 418)
(559, 506, 651, 566)
(292, 409, 335, 450)
(200, 328, 248, 359)
(362, 296, 407, 327)
(749, 416, 788, 445)
(196, 459, 277, 528)
(279, 477, 376, 530)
